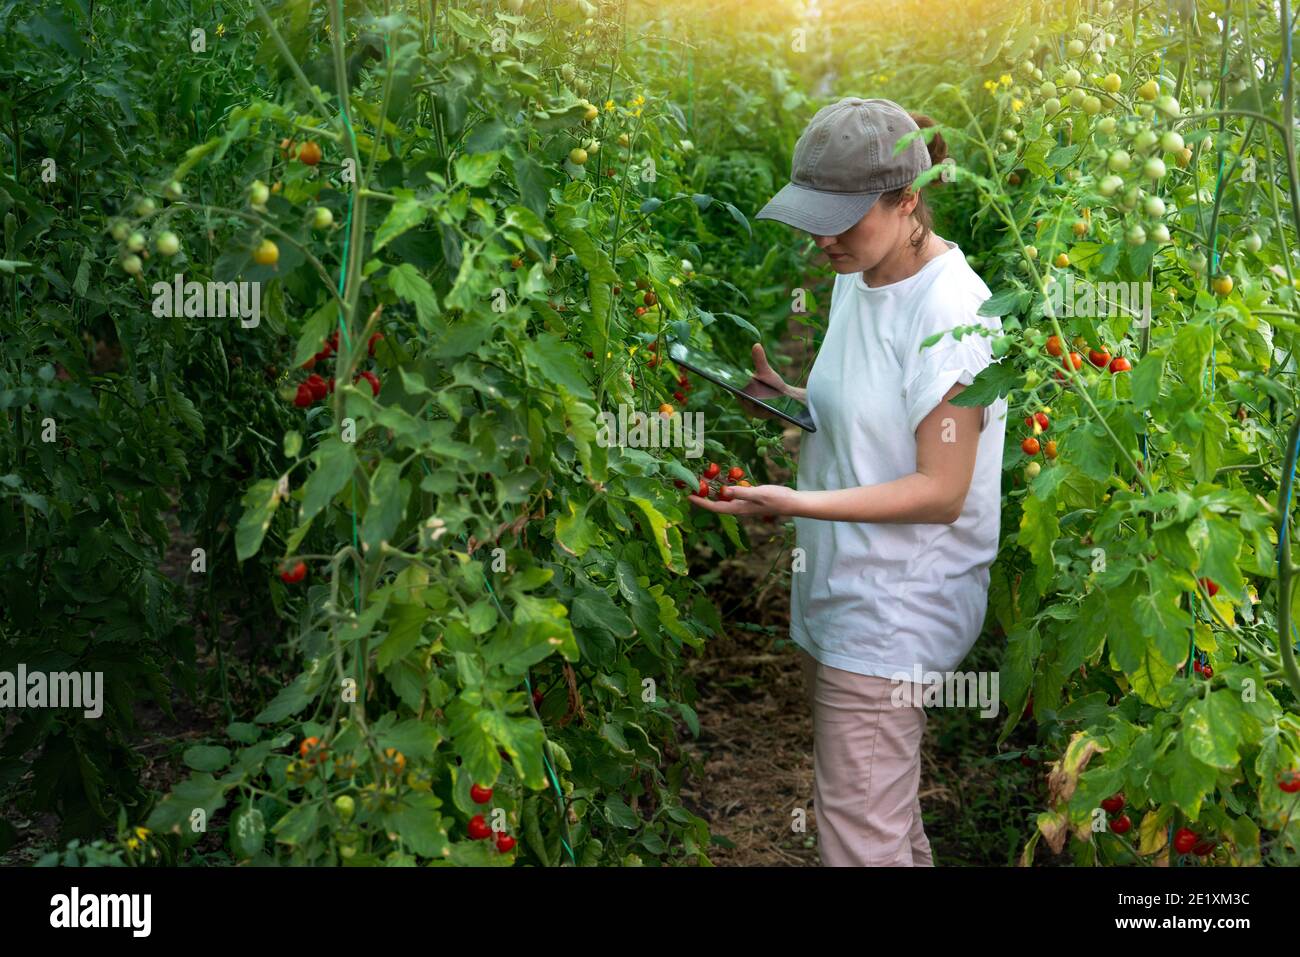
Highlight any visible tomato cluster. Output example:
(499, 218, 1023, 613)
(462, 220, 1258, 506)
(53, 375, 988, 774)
(466, 783, 516, 854)
(1045, 334, 1132, 379)
(1018, 407, 1056, 477)
(685, 462, 749, 501)
(1173, 827, 1216, 857)
(292, 330, 384, 406)
(1101, 793, 1130, 834)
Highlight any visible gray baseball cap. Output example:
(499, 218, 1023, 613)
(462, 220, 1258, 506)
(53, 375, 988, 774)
(755, 98, 932, 236)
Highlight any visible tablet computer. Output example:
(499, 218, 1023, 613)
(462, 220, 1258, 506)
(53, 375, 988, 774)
(666, 339, 816, 432)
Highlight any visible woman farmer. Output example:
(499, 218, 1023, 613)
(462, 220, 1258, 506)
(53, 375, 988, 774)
(689, 98, 1006, 866)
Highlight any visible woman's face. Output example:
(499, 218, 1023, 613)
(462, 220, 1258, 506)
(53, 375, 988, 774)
(811, 191, 918, 272)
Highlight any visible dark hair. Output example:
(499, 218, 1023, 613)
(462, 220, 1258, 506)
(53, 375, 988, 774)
(878, 112, 947, 251)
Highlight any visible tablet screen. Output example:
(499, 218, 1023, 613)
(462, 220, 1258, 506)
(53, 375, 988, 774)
(666, 340, 815, 431)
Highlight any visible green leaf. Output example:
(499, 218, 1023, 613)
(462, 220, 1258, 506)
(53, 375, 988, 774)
(722, 202, 751, 237)
(555, 495, 600, 557)
(378, 602, 429, 669)
(523, 332, 594, 399)
(272, 803, 320, 846)
(235, 479, 280, 561)
(978, 287, 1024, 317)
(950, 360, 1018, 405)
(627, 496, 687, 574)
(1108, 566, 1189, 705)
(293, 299, 339, 368)
(145, 773, 228, 840)
(377, 719, 440, 762)
(455, 151, 501, 188)
(362, 461, 407, 552)
(1130, 349, 1164, 410)
(388, 263, 439, 326)
(1182, 691, 1245, 769)
(253, 671, 316, 724)
(1017, 494, 1059, 595)
(446, 699, 501, 787)
(1187, 514, 1244, 594)
(230, 804, 266, 860)
(572, 585, 634, 637)
(1166, 734, 1219, 818)
(385, 792, 449, 858)
(504, 204, 551, 239)
(183, 745, 231, 772)
(300, 438, 356, 522)
(374, 192, 430, 251)
(483, 711, 547, 789)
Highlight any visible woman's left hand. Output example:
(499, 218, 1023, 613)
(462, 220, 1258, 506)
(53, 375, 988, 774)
(688, 483, 801, 516)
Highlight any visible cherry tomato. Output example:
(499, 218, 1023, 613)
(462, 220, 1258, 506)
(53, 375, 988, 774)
(1173, 827, 1198, 854)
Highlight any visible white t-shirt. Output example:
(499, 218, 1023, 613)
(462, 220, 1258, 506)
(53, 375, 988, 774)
(789, 239, 1007, 681)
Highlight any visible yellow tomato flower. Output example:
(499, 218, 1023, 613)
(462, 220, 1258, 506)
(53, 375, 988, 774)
(135, 826, 151, 840)
(633, 107, 642, 117)
(1000, 73, 1012, 86)
(125, 838, 139, 851)
(605, 99, 615, 111)
(216, 23, 225, 37)
(1012, 98, 1024, 111)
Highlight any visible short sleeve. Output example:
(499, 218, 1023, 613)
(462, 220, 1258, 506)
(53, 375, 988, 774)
(902, 306, 998, 436)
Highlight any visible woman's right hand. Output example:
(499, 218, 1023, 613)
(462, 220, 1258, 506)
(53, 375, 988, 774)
(737, 343, 799, 419)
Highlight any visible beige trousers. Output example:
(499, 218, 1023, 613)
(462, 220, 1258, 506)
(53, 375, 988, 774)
(799, 647, 934, 866)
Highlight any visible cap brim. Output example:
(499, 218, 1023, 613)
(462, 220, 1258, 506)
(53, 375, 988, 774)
(754, 182, 881, 235)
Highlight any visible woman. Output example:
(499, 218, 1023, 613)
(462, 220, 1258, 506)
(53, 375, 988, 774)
(689, 98, 1006, 866)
